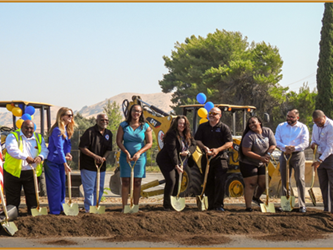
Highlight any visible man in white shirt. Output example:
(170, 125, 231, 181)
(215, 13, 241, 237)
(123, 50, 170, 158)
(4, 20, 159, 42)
(311, 110, 333, 212)
(275, 109, 309, 212)
(4, 120, 48, 215)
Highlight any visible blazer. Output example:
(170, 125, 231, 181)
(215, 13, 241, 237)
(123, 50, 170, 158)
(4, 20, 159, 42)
(47, 127, 72, 164)
(156, 130, 196, 171)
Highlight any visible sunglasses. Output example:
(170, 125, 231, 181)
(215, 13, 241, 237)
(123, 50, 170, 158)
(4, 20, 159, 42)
(65, 114, 73, 117)
(209, 112, 220, 116)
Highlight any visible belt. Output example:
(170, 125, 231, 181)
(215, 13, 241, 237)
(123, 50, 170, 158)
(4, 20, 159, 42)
(284, 151, 303, 155)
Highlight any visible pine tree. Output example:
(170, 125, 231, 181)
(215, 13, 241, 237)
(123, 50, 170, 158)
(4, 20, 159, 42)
(316, 3, 333, 117)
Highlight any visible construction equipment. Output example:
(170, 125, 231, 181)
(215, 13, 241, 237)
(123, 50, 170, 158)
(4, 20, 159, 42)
(109, 95, 320, 201)
(196, 154, 213, 211)
(62, 162, 79, 216)
(260, 162, 275, 213)
(124, 161, 139, 214)
(308, 145, 317, 206)
(170, 154, 187, 212)
(90, 161, 105, 214)
(30, 165, 48, 216)
(281, 154, 295, 211)
(0, 186, 18, 236)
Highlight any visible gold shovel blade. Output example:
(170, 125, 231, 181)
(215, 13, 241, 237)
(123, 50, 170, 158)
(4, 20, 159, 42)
(123, 204, 139, 214)
(196, 196, 208, 211)
(31, 207, 48, 217)
(308, 188, 316, 206)
(170, 196, 185, 212)
(1, 221, 18, 236)
(89, 205, 106, 214)
(62, 203, 79, 216)
(280, 196, 295, 211)
(260, 203, 276, 213)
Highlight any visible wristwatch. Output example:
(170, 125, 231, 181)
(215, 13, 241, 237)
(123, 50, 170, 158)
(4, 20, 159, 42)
(317, 159, 323, 164)
(267, 152, 271, 156)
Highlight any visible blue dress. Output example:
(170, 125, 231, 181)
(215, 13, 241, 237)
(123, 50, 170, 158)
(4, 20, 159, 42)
(119, 121, 149, 178)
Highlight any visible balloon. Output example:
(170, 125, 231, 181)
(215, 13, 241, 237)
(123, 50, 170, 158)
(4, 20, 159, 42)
(34, 123, 37, 131)
(18, 104, 24, 110)
(21, 114, 32, 121)
(197, 108, 208, 119)
(6, 103, 14, 111)
(16, 119, 24, 129)
(25, 106, 35, 116)
(196, 93, 207, 104)
(31, 115, 34, 120)
(12, 107, 22, 117)
(204, 102, 214, 112)
(199, 118, 208, 124)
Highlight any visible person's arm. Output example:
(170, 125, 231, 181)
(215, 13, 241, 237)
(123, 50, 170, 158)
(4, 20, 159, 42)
(210, 125, 233, 157)
(275, 124, 287, 152)
(295, 125, 309, 152)
(34, 136, 49, 164)
(52, 128, 71, 173)
(116, 125, 132, 162)
(163, 132, 180, 167)
(80, 147, 104, 164)
(195, 140, 210, 154)
(310, 125, 319, 150)
(5, 133, 29, 160)
(132, 126, 153, 161)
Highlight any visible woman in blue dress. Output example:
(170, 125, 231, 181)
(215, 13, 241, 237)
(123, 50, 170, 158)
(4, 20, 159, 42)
(116, 104, 152, 209)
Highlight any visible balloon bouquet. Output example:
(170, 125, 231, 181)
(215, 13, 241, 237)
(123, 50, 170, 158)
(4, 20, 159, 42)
(6, 103, 37, 131)
(196, 93, 215, 124)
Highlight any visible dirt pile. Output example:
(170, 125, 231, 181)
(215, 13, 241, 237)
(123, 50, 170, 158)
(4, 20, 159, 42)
(1, 205, 332, 246)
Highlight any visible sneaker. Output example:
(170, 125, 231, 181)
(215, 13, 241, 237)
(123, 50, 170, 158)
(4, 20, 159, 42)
(299, 207, 306, 213)
(215, 207, 225, 212)
(245, 207, 253, 212)
(252, 196, 264, 206)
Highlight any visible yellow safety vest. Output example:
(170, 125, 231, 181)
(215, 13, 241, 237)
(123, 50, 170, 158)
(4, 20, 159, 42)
(4, 131, 43, 178)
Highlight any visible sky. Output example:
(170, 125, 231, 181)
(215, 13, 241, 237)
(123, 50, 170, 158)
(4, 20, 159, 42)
(0, 3, 325, 112)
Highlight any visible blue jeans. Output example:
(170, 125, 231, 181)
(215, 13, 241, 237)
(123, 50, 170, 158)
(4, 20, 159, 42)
(80, 169, 106, 212)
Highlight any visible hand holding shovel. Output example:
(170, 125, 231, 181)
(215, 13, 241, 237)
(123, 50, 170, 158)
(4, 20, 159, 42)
(308, 145, 317, 206)
(90, 160, 106, 214)
(171, 153, 187, 212)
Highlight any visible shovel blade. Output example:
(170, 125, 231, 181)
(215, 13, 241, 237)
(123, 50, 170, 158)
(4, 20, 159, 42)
(123, 204, 139, 214)
(62, 203, 79, 216)
(1, 221, 18, 236)
(308, 188, 316, 206)
(260, 203, 276, 213)
(3, 205, 18, 221)
(170, 196, 185, 212)
(196, 196, 208, 211)
(280, 196, 295, 211)
(89, 205, 105, 214)
(31, 207, 48, 217)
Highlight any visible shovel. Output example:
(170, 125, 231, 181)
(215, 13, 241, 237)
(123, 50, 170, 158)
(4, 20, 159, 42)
(124, 161, 139, 214)
(170, 154, 187, 212)
(0, 186, 18, 236)
(30, 165, 48, 216)
(196, 153, 213, 211)
(280, 153, 295, 211)
(308, 145, 317, 206)
(260, 162, 275, 213)
(90, 161, 105, 214)
(62, 162, 79, 216)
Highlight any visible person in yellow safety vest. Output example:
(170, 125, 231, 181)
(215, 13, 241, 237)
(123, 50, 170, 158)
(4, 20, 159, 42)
(4, 120, 49, 215)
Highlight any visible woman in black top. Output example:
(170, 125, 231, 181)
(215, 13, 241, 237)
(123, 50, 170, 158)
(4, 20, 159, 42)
(156, 115, 196, 210)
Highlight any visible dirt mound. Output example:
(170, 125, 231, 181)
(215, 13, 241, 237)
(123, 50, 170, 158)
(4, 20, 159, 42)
(1, 205, 332, 246)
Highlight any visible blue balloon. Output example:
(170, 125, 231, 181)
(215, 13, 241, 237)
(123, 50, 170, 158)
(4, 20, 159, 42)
(21, 113, 32, 121)
(204, 102, 214, 112)
(25, 106, 35, 115)
(196, 93, 207, 104)
(34, 123, 37, 131)
(18, 104, 24, 110)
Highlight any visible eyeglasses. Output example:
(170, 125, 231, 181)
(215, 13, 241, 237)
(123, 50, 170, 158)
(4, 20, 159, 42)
(287, 115, 297, 119)
(65, 114, 73, 117)
(209, 112, 220, 116)
(100, 119, 109, 122)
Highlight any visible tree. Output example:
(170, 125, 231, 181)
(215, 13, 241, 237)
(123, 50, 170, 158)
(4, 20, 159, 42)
(159, 29, 285, 123)
(316, 3, 333, 118)
(103, 100, 123, 149)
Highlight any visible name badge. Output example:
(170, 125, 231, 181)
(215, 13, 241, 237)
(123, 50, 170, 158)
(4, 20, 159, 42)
(216, 128, 221, 132)
(105, 134, 110, 140)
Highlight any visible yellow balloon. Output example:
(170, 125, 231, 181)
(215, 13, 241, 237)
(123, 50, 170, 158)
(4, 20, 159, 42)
(6, 104, 14, 111)
(199, 118, 208, 124)
(31, 115, 34, 120)
(16, 119, 24, 129)
(12, 107, 22, 117)
(197, 108, 208, 119)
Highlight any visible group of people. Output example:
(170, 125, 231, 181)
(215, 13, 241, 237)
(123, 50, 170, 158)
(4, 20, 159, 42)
(2, 103, 333, 215)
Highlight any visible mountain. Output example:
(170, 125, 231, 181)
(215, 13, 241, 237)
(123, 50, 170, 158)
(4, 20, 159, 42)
(76, 92, 173, 118)
(0, 92, 173, 129)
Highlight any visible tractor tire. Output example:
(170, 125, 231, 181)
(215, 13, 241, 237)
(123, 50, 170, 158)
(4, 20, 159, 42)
(225, 173, 244, 197)
(179, 163, 203, 197)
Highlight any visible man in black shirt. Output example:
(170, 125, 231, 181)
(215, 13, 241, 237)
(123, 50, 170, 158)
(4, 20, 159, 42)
(195, 107, 233, 211)
(79, 114, 113, 212)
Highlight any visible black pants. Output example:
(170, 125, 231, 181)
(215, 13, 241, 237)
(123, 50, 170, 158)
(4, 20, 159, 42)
(4, 169, 37, 214)
(159, 165, 180, 209)
(201, 156, 228, 209)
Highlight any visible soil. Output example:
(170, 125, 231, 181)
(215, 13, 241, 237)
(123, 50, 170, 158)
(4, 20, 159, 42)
(1, 202, 332, 246)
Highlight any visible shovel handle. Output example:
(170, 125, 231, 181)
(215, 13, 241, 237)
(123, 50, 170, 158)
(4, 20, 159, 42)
(127, 161, 137, 207)
(265, 163, 269, 206)
(0, 184, 10, 222)
(283, 153, 292, 198)
(95, 161, 104, 207)
(29, 164, 41, 210)
(176, 153, 187, 198)
(199, 154, 213, 198)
